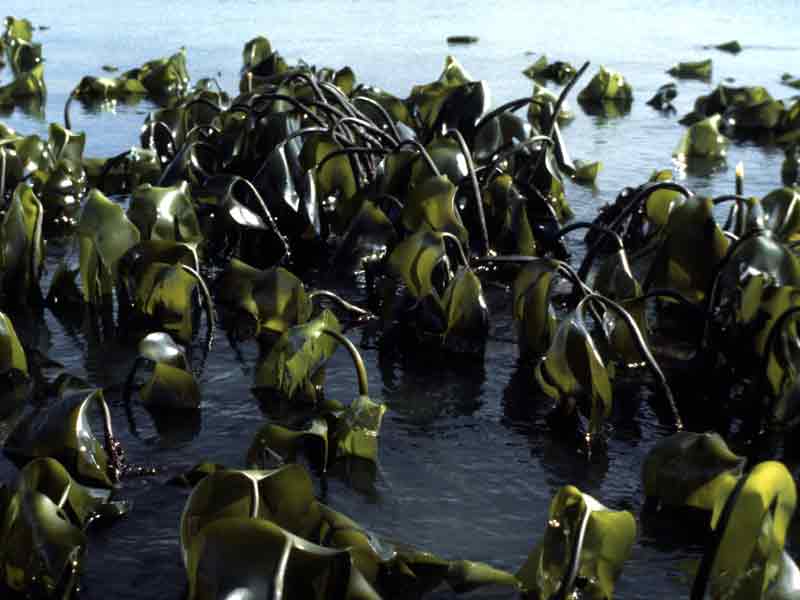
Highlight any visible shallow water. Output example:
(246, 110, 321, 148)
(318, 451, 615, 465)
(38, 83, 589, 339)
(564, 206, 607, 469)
(1, 0, 800, 598)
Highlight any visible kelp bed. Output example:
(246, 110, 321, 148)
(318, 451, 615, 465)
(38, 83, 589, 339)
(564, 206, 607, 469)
(1, 11, 800, 600)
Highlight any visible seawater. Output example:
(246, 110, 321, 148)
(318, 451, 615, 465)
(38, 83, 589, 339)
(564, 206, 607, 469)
(1, 0, 799, 597)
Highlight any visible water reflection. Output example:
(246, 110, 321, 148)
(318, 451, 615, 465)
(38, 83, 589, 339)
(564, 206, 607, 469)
(78, 94, 147, 115)
(5, 303, 50, 355)
(0, 96, 45, 121)
(123, 402, 202, 446)
(579, 98, 633, 119)
(501, 361, 610, 488)
(379, 337, 486, 426)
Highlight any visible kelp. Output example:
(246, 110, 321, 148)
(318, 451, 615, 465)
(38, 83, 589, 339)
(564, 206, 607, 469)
(216, 260, 371, 341)
(523, 57, 576, 85)
(716, 190, 765, 240)
(139, 105, 185, 164)
(180, 464, 528, 599)
(7, 38, 41, 75)
(382, 229, 453, 301)
(572, 159, 602, 184)
(577, 66, 633, 108)
(0, 183, 43, 299)
(0, 17, 40, 107)
(473, 108, 533, 164)
(761, 187, 800, 241)
(4, 388, 119, 488)
(379, 230, 489, 350)
(446, 35, 479, 45)
(646, 83, 678, 111)
(3, 17, 33, 44)
(782, 145, 799, 186)
(184, 516, 377, 600)
(779, 99, 800, 144)
(0, 62, 45, 106)
(158, 136, 219, 189)
(127, 257, 213, 343)
(301, 132, 358, 233)
(0, 24, 798, 600)
(644, 194, 729, 302)
(77, 188, 141, 305)
(329, 393, 385, 469)
(481, 173, 537, 256)
(695, 85, 773, 119)
(239, 50, 289, 90)
(534, 298, 614, 444)
(249, 330, 385, 475)
(352, 86, 412, 129)
(591, 248, 647, 365)
(692, 461, 797, 600)
(194, 174, 291, 267)
(0, 311, 29, 417)
(642, 431, 745, 511)
(241, 35, 273, 72)
(782, 73, 800, 90)
(0, 458, 128, 599)
(517, 485, 636, 600)
(527, 83, 574, 126)
(25, 123, 88, 227)
(673, 114, 728, 164)
(125, 332, 201, 414)
(511, 133, 573, 224)
(127, 181, 203, 247)
(512, 258, 564, 357)
(756, 300, 800, 429)
(83, 147, 162, 195)
(725, 98, 785, 132)
(407, 55, 488, 141)
(710, 40, 743, 54)
(684, 84, 790, 137)
(217, 261, 311, 340)
(127, 332, 200, 411)
(254, 122, 322, 240)
(400, 174, 469, 245)
(73, 49, 189, 102)
(702, 240, 800, 367)
(715, 234, 800, 318)
(408, 135, 468, 186)
(254, 309, 341, 405)
(535, 293, 679, 445)
(667, 59, 712, 80)
(334, 200, 398, 272)
(73, 74, 147, 101)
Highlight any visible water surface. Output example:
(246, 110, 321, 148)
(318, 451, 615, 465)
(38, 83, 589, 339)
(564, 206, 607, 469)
(2, 1, 800, 598)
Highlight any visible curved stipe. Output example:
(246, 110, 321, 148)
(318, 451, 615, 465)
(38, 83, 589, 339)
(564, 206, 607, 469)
(440, 231, 470, 269)
(583, 293, 683, 431)
(351, 95, 401, 141)
(232, 176, 292, 264)
(445, 128, 490, 256)
(393, 139, 441, 178)
(308, 289, 375, 321)
(320, 328, 369, 396)
(578, 180, 693, 279)
(474, 96, 539, 135)
(179, 263, 216, 354)
(63, 89, 77, 130)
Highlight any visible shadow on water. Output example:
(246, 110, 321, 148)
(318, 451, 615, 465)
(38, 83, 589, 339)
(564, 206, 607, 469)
(501, 360, 611, 489)
(378, 335, 487, 427)
(0, 96, 45, 122)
